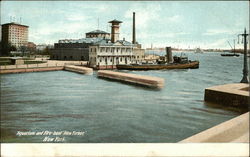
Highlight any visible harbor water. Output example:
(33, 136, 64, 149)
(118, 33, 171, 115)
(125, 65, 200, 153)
(0, 52, 247, 143)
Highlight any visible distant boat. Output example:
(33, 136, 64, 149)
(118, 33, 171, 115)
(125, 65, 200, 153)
(194, 48, 203, 53)
(221, 53, 239, 57)
(221, 40, 240, 57)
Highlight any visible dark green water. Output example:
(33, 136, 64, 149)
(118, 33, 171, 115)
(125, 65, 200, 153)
(0, 52, 247, 143)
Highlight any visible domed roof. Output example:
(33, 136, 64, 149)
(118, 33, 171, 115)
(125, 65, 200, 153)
(86, 30, 109, 34)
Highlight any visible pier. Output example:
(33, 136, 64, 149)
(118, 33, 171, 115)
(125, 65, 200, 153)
(97, 70, 164, 88)
(64, 65, 93, 75)
(204, 83, 249, 108)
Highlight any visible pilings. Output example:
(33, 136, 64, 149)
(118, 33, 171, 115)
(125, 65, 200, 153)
(180, 112, 249, 143)
(64, 65, 93, 75)
(97, 70, 164, 88)
(204, 83, 249, 108)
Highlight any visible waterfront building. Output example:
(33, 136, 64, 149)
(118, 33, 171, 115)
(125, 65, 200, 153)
(89, 38, 134, 69)
(1, 22, 29, 49)
(51, 13, 145, 64)
(89, 19, 140, 69)
(51, 38, 103, 61)
(51, 29, 111, 61)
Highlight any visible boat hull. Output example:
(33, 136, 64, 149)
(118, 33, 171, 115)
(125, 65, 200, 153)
(221, 54, 240, 57)
(117, 61, 199, 70)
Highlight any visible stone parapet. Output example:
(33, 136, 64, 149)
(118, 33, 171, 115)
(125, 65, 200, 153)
(180, 112, 249, 143)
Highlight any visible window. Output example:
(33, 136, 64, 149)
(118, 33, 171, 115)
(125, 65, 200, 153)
(110, 58, 112, 62)
(120, 57, 122, 61)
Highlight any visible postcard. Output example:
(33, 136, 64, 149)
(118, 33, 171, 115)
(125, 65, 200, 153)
(0, 1, 249, 156)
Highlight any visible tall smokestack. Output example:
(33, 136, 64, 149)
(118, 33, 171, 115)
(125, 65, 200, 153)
(166, 47, 173, 63)
(132, 12, 136, 44)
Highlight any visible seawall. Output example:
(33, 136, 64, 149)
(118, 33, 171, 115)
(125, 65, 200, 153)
(204, 83, 249, 108)
(180, 112, 249, 143)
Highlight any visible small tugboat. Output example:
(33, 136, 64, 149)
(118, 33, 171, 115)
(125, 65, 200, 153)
(117, 48, 199, 70)
(194, 47, 204, 53)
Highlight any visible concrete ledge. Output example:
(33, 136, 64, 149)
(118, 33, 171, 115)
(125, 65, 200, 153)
(64, 65, 93, 75)
(0, 66, 64, 74)
(97, 70, 164, 88)
(180, 112, 249, 143)
(204, 83, 249, 107)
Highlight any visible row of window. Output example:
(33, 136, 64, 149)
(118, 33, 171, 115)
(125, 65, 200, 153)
(90, 47, 132, 53)
(99, 57, 129, 62)
(52, 56, 85, 60)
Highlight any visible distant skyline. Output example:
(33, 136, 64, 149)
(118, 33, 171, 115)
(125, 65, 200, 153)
(1, 1, 249, 49)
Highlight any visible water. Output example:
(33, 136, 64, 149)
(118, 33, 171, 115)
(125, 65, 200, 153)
(0, 52, 247, 143)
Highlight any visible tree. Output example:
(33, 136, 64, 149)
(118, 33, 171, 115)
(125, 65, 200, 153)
(41, 46, 52, 55)
(0, 41, 16, 56)
(20, 46, 28, 57)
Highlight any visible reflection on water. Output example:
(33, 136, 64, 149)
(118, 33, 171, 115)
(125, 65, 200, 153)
(0, 52, 248, 143)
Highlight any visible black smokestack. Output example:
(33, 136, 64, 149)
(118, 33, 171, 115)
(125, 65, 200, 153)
(132, 12, 136, 44)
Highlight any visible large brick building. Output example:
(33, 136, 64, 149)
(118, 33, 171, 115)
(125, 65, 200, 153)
(1, 22, 29, 49)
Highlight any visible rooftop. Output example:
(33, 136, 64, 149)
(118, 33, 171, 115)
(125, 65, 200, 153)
(58, 37, 133, 47)
(93, 39, 133, 46)
(108, 19, 123, 24)
(1, 22, 29, 27)
(58, 38, 104, 44)
(86, 30, 110, 34)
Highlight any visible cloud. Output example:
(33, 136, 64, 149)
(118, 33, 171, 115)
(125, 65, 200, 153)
(124, 3, 162, 29)
(202, 29, 236, 36)
(167, 15, 182, 23)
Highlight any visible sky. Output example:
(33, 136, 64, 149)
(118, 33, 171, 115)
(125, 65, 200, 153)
(1, 1, 249, 49)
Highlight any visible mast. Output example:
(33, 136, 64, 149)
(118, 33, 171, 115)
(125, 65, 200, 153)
(233, 39, 235, 55)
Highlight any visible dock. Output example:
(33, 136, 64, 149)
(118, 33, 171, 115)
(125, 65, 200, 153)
(64, 65, 93, 75)
(204, 83, 249, 108)
(97, 70, 164, 88)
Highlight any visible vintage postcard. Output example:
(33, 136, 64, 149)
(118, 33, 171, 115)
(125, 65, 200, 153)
(0, 0, 249, 156)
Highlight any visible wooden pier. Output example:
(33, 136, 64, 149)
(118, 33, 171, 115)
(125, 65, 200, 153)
(97, 70, 164, 88)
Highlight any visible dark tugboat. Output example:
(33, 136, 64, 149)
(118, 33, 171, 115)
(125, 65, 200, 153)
(221, 40, 240, 57)
(117, 47, 199, 70)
